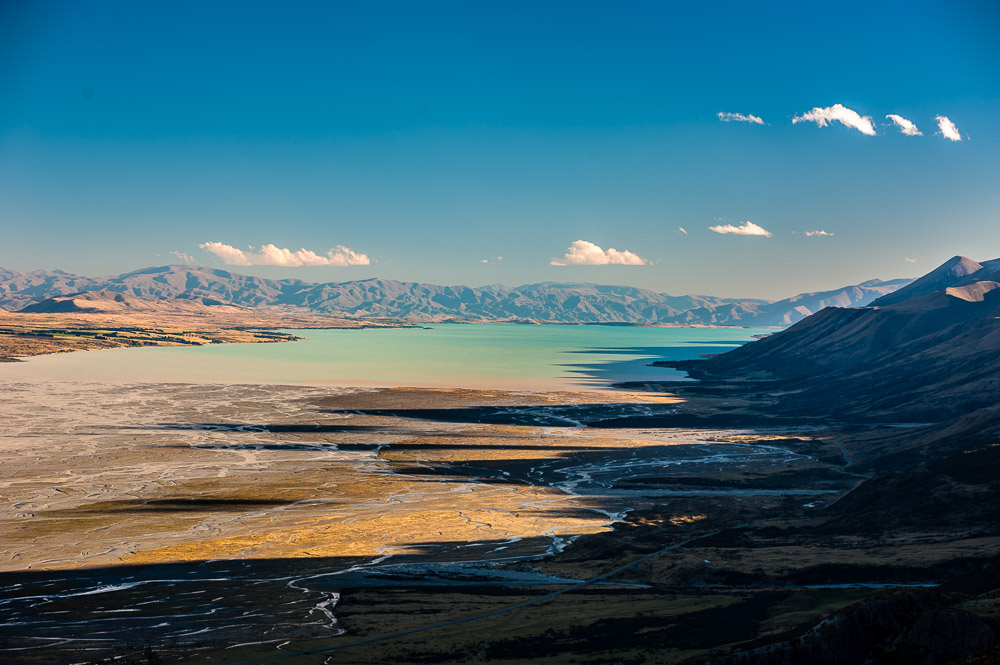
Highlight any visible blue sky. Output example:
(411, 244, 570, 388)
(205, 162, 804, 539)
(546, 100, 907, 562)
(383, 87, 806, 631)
(2, 0, 998, 299)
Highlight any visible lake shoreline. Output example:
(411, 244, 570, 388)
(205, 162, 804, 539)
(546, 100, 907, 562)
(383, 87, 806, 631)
(0, 308, 770, 363)
(0, 323, 771, 392)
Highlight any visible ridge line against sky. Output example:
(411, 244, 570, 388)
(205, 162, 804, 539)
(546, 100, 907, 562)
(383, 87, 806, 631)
(0, 260, 920, 306)
(1, 0, 998, 300)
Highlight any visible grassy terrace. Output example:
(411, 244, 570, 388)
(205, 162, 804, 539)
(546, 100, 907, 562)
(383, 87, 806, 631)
(0, 307, 407, 362)
(0, 325, 299, 361)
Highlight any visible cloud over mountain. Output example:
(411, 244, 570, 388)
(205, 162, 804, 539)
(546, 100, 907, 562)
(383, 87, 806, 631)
(170, 250, 195, 263)
(708, 221, 772, 237)
(793, 103, 876, 136)
(550, 240, 649, 266)
(199, 242, 370, 266)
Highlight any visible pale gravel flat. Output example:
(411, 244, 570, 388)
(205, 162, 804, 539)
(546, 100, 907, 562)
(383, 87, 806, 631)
(0, 380, 807, 573)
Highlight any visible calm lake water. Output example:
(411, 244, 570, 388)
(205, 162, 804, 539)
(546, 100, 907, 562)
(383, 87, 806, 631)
(3, 324, 770, 391)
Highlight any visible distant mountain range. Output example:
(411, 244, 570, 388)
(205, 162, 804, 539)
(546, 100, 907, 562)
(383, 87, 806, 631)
(0, 264, 911, 327)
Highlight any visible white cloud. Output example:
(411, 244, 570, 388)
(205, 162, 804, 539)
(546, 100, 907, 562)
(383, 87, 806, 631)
(200, 241, 370, 266)
(677, 226, 688, 234)
(170, 250, 195, 264)
(708, 220, 772, 237)
(480, 256, 503, 264)
(200, 242, 251, 265)
(718, 112, 765, 125)
(935, 115, 962, 141)
(905, 256, 917, 263)
(550, 240, 649, 266)
(885, 114, 922, 136)
(792, 103, 876, 136)
(805, 230, 834, 237)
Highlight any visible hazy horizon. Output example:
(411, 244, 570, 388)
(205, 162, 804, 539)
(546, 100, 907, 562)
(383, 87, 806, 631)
(2, 258, 927, 303)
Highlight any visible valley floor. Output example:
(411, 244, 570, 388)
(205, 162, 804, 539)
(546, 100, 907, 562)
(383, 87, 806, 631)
(0, 382, 997, 664)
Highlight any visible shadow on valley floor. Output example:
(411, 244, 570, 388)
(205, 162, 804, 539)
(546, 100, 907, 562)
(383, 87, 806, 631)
(0, 536, 658, 664)
(159, 439, 634, 452)
(153, 423, 403, 434)
(145, 417, 846, 492)
(147, 427, 842, 485)
(150, 439, 792, 488)
(2, 533, 996, 665)
(310, 404, 822, 429)
(320, 402, 678, 426)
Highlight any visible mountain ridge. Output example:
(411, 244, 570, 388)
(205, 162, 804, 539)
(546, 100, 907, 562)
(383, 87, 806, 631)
(18, 290, 249, 315)
(0, 264, 910, 327)
(869, 255, 986, 306)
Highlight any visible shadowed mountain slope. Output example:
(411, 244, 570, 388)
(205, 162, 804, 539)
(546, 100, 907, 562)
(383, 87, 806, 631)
(666, 257, 1000, 665)
(664, 255, 1000, 421)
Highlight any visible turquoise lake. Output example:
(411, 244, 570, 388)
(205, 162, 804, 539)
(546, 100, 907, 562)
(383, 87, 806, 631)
(3, 324, 771, 391)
